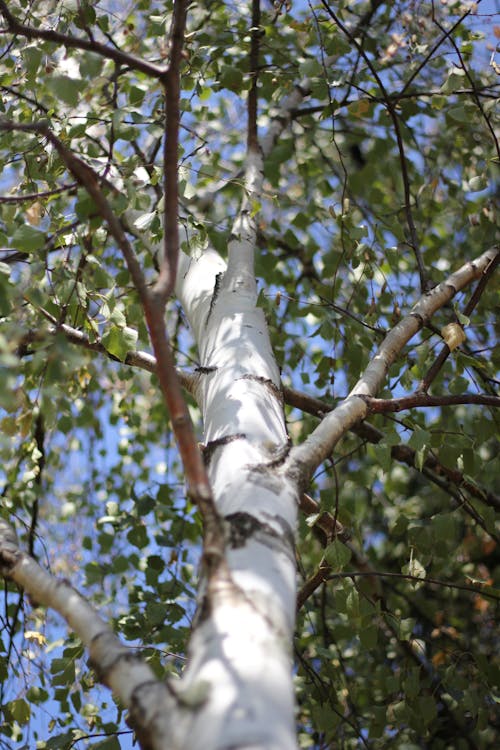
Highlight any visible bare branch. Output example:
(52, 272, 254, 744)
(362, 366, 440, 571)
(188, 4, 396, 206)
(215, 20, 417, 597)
(248, 0, 261, 152)
(16, 322, 196, 393)
(153, 0, 189, 300)
(0, 118, 226, 574)
(0, 0, 167, 80)
(0, 183, 77, 203)
(399, 0, 484, 98)
(320, 1, 428, 291)
(361, 392, 500, 413)
(287, 246, 499, 485)
(418, 248, 499, 392)
(284, 385, 500, 512)
(328, 570, 499, 600)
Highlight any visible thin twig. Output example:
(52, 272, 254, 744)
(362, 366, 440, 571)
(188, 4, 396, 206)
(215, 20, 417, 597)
(360, 392, 500, 413)
(0, 118, 226, 575)
(320, 1, 428, 291)
(248, 0, 261, 152)
(431, 11, 500, 162)
(0, 0, 167, 79)
(418, 248, 499, 392)
(0, 183, 77, 203)
(399, 1, 481, 97)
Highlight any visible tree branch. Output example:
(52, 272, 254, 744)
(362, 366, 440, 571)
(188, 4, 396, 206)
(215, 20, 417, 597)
(0, 0, 167, 80)
(0, 118, 226, 575)
(0, 518, 173, 750)
(0, 183, 77, 203)
(320, 1, 428, 291)
(153, 0, 188, 300)
(418, 247, 499, 392)
(16, 321, 196, 393)
(361, 392, 500, 413)
(248, 0, 261, 152)
(328, 570, 499, 600)
(287, 246, 499, 485)
(284, 384, 500, 512)
(222, 1, 264, 297)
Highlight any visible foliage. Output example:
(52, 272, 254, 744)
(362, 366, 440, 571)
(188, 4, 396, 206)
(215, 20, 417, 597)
(0, 1, 499, 748)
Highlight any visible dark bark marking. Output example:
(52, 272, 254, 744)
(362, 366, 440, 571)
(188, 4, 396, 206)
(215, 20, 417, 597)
(225, 511, 293, 551)
(238, 373, 284, 404)
(201, 433, 247, 465)
(194, 365, 218, 374)
(205, 271, 223, 327)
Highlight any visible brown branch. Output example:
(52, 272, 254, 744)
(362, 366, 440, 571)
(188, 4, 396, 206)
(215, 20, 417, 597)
(418, 248, 499, 392)
(298, 563, 499, 611)
(299, 493, 350, 545)
(399, 1, 481, 98)
(283, 385, 500, 512)
(360, 392, 500, 413)
(320, 1, 428, 291)
(153, 0, 188, 300)
(297, 560, 333, 610)
(434, 19, 500, 160)
(391, 444, 500, 513)
(0, 118, 225, 574)
(0, 0, 167, 80)
(328, 571, 499, 600)
(0, 183, 77, 203)
(16, 322, 196, 393)
(248, 0, 261, 151)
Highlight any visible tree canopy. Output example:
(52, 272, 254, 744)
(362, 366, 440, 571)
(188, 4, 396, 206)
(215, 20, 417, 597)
(0, 1, 499, 749)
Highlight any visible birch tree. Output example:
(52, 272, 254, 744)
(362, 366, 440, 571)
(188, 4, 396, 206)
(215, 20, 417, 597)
(0, 1, 499, 748)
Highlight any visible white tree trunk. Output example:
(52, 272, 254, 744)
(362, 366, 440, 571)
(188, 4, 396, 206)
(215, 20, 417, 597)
(171, 237, 299, 749)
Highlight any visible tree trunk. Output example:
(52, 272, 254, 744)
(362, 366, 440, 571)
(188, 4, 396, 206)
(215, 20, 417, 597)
(170, 238, 299, 748)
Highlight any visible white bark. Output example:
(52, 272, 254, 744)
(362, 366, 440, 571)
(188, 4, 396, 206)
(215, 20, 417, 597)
(288, 246, 499, 481)
(0, 519, 176, 750)
(173, 204, 299, 749)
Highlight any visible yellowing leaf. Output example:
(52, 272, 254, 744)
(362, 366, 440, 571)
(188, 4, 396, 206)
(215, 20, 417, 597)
(26, 201, 43, 226)
(24, 630, 47, 646)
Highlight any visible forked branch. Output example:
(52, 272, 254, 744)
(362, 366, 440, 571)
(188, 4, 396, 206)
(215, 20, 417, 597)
(0, 0, 167, 79)
(0, 519, 172, 750)
(287, 246, 499, 484)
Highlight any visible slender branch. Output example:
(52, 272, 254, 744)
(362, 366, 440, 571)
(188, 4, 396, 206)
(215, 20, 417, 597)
(298, 564, 499, 611)
(393, 444, 500, 512)
(418, 248, 499, 392)
(248, 0, 261, 151)
(17, 321, 196, 393)
(285, 384, 500, 511)
(361, 392, 500, 413)
(297, 559, 332, 610)
(333, 570, 498, 599)
(320, 1, 428, 290)
(419, 462, 499, 543)
(0, 519, 171, 750)
(399, 0, 483, 98)
(0, 0, 168, 80)
(0, 183, 77, 203)
(154, 0, 188, 300)
(287, 246, 499, 485)
(0, 118, 225, 573)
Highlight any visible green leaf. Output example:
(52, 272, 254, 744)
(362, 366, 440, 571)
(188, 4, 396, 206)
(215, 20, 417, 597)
(127, 524, 149, 549)
(324, 539, 351, 572)
(101, 326, 138, 361)
(46, 76, 81, 106)
(219, 65, 244, 92)
(9, 698, 31, 725)
(11, 225, 46, 252)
